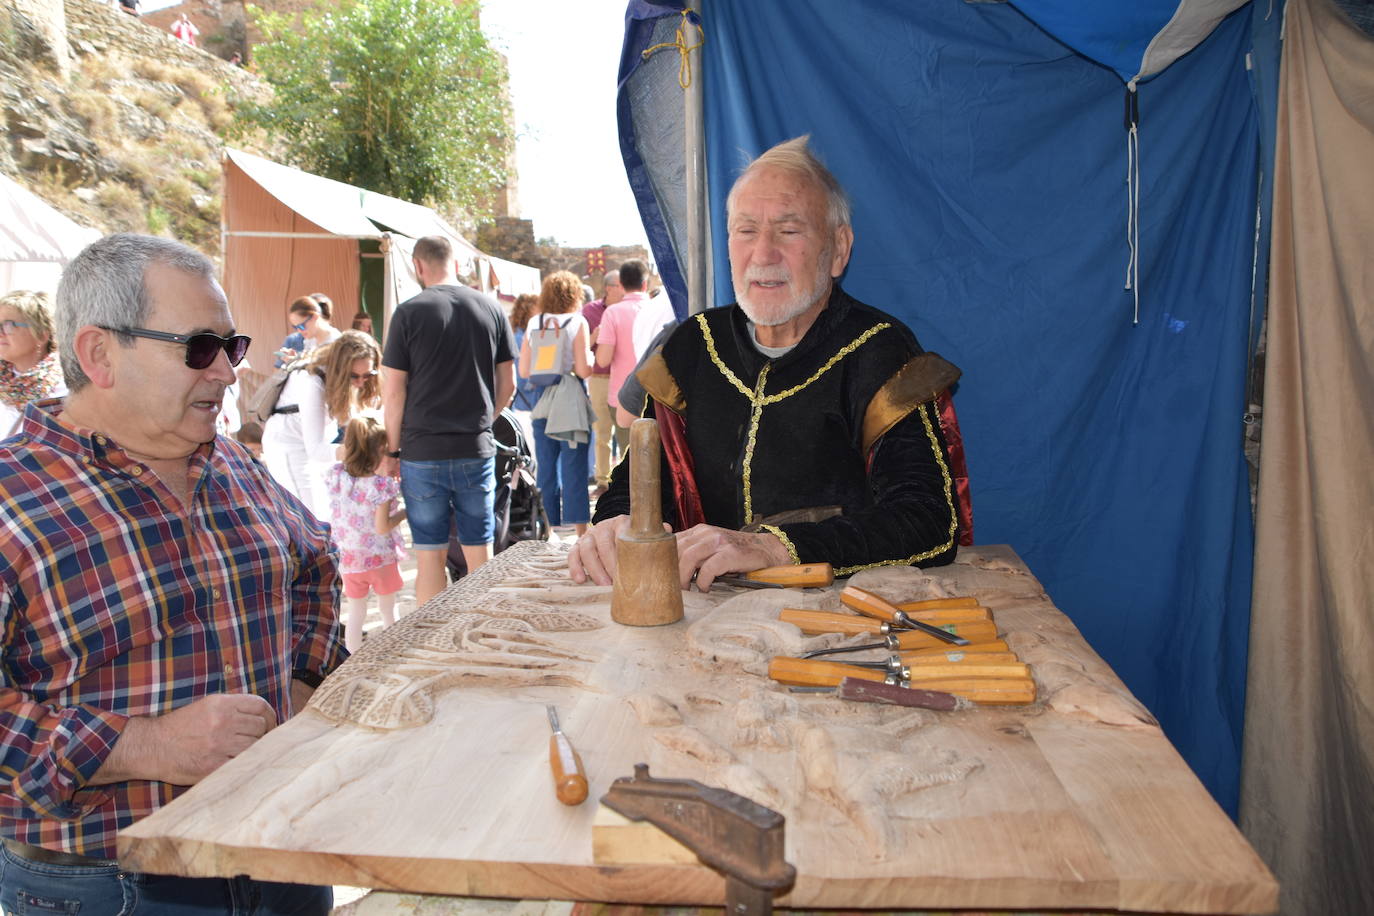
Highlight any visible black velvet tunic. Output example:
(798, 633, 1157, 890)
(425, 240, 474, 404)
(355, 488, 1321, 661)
(593, 287, 959, 575)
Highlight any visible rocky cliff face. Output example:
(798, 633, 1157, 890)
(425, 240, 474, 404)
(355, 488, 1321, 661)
(1, 0, 268, 259)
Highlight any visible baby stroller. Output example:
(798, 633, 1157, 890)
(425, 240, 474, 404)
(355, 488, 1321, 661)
(447, 409, 550, 581)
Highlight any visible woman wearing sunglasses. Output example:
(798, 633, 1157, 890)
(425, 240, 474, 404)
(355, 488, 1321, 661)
(273, 293, 341, 368)
(0, 290, 67, 439)
(261, 329, 381, 521)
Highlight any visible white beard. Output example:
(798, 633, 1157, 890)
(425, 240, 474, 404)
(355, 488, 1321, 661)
(733, 253, 833, 327)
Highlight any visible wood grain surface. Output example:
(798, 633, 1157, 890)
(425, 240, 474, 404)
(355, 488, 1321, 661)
(117, 542, 1277, 914)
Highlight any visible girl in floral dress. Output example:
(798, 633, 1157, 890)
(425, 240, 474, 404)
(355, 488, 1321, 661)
(327, 415, 407, 652)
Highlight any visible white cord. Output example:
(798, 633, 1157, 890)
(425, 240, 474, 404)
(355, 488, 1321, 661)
(1124, 82, 1141, 325)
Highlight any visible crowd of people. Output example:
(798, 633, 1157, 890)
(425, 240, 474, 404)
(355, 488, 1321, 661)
(0, 231, 807, 662)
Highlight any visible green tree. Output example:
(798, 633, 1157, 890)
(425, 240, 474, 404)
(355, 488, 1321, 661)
(239, 0, 512, 217)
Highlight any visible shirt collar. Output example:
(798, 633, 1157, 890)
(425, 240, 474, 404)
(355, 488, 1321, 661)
(20, 399, 217, 474)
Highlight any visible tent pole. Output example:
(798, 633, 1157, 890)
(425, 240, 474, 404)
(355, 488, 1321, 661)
(684, 3, 710, 316)
(219, 151, 228, 273)
(381, 233, 394, 337)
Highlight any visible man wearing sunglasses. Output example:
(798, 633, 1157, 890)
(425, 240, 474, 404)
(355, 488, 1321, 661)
(0, 234, 345, 914)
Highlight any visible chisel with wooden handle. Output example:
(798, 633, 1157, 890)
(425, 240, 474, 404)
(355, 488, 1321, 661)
(897, 596, 982, 611)
(787, 612, 997, 650)
(779, 607, 991, 637)
(546, 705, 588, 806)
(714, 563, 834, 590)
(902, 639, 1010, 658)
(903, 648, 1018, 665)
(769, 657, 1036, 705)
(801, 623, 999, 658)
(807, 639, 1016, 664)
(841, 585, 971, 646)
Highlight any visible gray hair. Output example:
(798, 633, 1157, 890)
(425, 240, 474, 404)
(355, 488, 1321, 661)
(726, 135, 852, 232)
(56, 233, 215, 391)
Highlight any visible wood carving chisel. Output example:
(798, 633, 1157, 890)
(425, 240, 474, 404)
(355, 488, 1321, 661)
(714, 563, 834, 590)
(836, 676, 971, 711)
(778, 607, 992, 637)
(546, 705, 588, 805)
(841, 585, 971, 646)
(769, 657, 1037, 705)
(803, 628, 995, 659)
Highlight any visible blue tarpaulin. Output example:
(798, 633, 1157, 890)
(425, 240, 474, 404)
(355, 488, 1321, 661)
(619, 0, 1277, 815)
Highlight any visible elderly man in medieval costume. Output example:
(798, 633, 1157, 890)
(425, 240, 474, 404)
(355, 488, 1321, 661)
(571, 136, 966, 591)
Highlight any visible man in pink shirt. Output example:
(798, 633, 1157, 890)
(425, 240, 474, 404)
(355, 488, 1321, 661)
(581, 268, 623, 494)
(595, 259, 651, 444)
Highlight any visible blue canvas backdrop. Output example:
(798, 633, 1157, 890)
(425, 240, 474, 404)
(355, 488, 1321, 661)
(619, 0, 1262, 814)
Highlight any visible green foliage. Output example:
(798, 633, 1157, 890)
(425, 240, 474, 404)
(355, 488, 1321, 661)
(146, 205, 171, 236)
(238, 0, 513, 217)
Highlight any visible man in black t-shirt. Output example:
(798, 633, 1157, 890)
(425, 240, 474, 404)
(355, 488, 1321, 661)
(382, 236, 515, 604)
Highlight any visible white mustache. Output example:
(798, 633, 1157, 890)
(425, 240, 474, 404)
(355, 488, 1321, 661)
(744, 268, 791, 284)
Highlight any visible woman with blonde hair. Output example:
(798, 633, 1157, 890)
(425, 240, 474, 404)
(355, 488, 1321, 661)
(519, 271, 593, 535)
(0, 290, 66, 438)
(261, 329, 381, 520)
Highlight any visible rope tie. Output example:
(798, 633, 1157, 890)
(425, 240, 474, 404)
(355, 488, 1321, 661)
(1123, 81, 1141, 325)
(642, 9, 704, 89)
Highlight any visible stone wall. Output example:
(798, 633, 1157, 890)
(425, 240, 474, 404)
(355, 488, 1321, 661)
(64, 0, 258, 95)
(2, 0, 70, 76)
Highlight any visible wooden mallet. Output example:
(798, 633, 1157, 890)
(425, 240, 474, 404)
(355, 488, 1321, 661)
(611, 418, 684, 627)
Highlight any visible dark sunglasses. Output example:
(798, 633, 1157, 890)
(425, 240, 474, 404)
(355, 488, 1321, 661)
(101, 326, 252, 369)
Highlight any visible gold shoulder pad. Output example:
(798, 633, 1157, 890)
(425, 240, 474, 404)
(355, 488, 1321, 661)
(861, 352, 961, 453)
(635, 352, 685, 413)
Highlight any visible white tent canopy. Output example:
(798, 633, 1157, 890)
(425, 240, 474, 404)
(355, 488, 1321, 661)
(0, 173, 101, 294)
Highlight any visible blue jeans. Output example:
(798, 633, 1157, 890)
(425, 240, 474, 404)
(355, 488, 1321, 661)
(0, 845, 330, 914)
(531, 419, 590, 526)
(399, 456, 495, 548)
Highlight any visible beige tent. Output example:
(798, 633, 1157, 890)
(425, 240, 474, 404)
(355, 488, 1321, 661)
(221, 148, 539, 392)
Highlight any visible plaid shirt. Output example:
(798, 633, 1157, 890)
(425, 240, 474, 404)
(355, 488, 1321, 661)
(0, 402, 346, 859)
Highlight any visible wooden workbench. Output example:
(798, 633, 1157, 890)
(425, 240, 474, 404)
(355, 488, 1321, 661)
(118, 542, 1277, 914)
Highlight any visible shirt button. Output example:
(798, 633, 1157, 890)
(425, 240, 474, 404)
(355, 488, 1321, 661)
(212, 589, 222, 600)
(95, 435, 106, 445)
(225, 665, 235, 677)
(131, 467, 142, 476)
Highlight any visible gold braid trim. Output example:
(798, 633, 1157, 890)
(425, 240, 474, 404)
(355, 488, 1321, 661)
(698, 313, 753, 397)
(697, 313, 893, 524)
(741, 365, 770, 523)
(832, 403, 958, 576)
(758, 524, 799, 564)
(697, 314, 894, 405)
